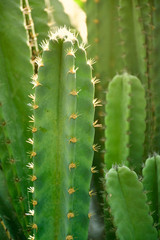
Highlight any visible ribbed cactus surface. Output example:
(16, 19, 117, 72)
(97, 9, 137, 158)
(143, 155, 160, 236)
(105, 74, 146, 173)
(26, 28, 95, 240)
(106, 166, 158, 240)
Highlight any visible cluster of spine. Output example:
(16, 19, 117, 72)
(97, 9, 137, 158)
(24, 27, 98, 240)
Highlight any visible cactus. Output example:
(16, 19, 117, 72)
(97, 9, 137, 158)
(0, 0, 160, 240)
(0, 0, 95, 237)
(0, 0, 33, 233)
(28, 29, 95, 240)
(143, 155, 160, 236)
(105, 74, 146, 173)
(85, 0, 160, 159)
(105, 166, 158, 240)
(85, 1, 160, 238)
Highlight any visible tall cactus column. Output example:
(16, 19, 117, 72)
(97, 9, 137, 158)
(26, 28, 95, 240)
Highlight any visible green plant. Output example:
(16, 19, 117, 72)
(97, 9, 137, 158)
(85, 1, 160, 239)
(105, 74, 146, 173)
(105, 166, 158, 240)
(0, 0, 160, 240)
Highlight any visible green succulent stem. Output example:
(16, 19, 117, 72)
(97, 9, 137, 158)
(106, 166, 158, 240)
(26, 29, 95, 240)
(105, 74, 146, 173)
(143, 155, 160, 236)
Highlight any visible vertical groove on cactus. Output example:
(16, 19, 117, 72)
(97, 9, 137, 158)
(138, 1, 155, 157)
(118, 0, 146, 80)
(142, 155, 160, 236)
(106, 166, 158, 240)
(71, 44, 95, 240)
(105, 74, 146, 173)
(85, 0, 106, 225)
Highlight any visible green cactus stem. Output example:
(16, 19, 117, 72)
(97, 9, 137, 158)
(118, 0, 146, 79)
(0, 0, 34, 233)
(71, 43, 95, 240)
(26, 28, 95, 240)
(105, 74, 146, 173)
(85, 1, 123, 223)
(142, 155, 160, 236)
(106, 166, 158, 240)
(152, 0, 160, 152)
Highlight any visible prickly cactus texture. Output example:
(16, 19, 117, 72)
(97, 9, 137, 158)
(27, 29, 95, 240)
